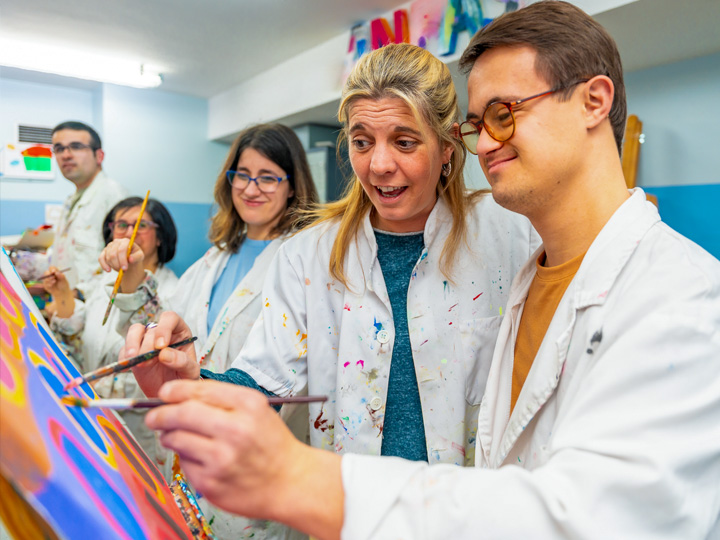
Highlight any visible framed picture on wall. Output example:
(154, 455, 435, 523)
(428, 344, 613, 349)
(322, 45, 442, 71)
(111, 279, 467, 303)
(0, 142, 56, 181)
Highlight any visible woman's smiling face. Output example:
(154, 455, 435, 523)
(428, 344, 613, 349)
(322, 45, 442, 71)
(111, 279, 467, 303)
(347, 96, 453, 233)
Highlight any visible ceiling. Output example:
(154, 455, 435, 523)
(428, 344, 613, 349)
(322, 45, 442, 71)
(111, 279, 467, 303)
(0, 0, 409, 98)
(1, 0, 719, 117)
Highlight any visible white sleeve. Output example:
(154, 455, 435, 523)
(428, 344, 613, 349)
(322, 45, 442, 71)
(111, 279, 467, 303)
(109, 270, 164, 335)
(341, 311, 720, 540)
(230, 245, 308, 397)
(69, 224, 105, 287)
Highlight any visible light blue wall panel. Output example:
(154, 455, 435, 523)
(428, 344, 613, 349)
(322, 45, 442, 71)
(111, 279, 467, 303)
(644, 184, 720, 260)
(626, 53, 720, 188)
(0, 199, 213, 277)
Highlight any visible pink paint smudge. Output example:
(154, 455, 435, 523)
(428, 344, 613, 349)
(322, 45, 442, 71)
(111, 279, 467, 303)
(356, 360, 364, 368)
(343, 361, 350, 368)
(343, 303, 351, 311)
(451, 442, 466, 457)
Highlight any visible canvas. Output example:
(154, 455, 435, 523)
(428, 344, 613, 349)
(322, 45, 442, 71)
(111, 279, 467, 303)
(0, 248, 193, 539)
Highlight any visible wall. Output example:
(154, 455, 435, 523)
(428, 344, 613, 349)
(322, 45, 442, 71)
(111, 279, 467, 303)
(2, 51, 719, 270)
(625, 53, 720, 188)
(627, 52, 720, 258)
(0, 77, 225, 276)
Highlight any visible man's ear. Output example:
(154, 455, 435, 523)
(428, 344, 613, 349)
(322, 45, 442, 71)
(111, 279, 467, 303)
(583, 75, 614, 130)
(94, 148, 105, 167)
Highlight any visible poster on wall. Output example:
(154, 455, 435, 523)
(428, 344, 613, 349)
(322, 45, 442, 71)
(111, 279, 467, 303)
(0, 142, 56, 181)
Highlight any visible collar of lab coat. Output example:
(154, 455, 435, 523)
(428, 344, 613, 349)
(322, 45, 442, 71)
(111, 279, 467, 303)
(73, 171, 109, 211)
(355, 196, 451, 294)
(200, 237, 284, 369)
(480, 188, 662, 467)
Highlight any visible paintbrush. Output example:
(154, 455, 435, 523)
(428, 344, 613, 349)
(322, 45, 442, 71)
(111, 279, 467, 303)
(60, 394, 328, 410)
(25, 267, 72, 284)
(101, 189, 150, 326)
(63, 336, 198, 390)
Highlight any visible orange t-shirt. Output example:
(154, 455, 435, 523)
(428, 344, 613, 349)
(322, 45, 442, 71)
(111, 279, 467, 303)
(511, 250, 586, 414)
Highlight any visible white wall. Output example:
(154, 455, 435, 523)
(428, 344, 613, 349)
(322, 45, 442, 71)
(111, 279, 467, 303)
(0, 77, 228, 204)
(625, 52, 720, 187)
(102, 84, 228, 203)
(0, 78, 93, 201)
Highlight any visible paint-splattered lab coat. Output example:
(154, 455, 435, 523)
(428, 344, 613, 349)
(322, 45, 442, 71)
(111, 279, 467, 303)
(169, 239, 284, 374)
(340, 190, 720, 540)
(170, 239, 308, 540)
(50, 171, 127, 290)
(234, 194, 538, 465)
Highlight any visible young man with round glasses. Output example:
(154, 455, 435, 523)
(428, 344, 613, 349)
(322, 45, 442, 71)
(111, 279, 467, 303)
(122, 3, 720, 538)
(49, 121, 126, 292)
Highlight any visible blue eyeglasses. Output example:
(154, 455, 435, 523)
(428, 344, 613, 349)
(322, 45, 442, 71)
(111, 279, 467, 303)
(226, 171, 288, 193)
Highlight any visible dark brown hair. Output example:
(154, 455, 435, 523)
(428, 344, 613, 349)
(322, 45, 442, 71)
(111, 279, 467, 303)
(52, 121, 102, 152)
(209, 123, 319, 252)
(460, 0, 626, 154)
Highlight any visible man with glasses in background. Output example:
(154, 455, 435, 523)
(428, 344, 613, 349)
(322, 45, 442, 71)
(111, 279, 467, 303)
(138, 2, 720, 539)
(49, 121, 126, 292)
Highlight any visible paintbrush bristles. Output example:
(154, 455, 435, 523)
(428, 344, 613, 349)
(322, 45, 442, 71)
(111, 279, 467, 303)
(101, 189, 150, 326)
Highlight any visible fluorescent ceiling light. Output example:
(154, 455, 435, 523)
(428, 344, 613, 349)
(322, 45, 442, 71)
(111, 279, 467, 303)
(0, 38, 162, 88)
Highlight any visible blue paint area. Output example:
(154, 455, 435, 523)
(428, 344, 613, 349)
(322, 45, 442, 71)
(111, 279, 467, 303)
(62, 434, 148, 539)
(373, 318, 383, 335)
(0, 198, 213, 276)
(643, 184, 720, 260)
(35, 319, 93, 394)
(38, 365, 107, 452)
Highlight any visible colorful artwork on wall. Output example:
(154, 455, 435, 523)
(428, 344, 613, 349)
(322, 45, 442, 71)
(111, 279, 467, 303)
(0, 143, 56, 181)
(0, 248, 193, 539)
(345, 0, 527, 71)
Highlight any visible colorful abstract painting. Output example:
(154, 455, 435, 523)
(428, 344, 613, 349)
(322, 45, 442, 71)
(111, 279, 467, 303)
(0, 248, 193, 539)
(0, 143, 55, 180)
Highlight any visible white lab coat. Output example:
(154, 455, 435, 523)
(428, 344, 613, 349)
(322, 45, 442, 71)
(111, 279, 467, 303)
(50, 171, 127, 290)
(234, 194, 539, 465)
(171, 238, 309, 540)
(169, 239, 283, 373)
(340, 189, 720, 540)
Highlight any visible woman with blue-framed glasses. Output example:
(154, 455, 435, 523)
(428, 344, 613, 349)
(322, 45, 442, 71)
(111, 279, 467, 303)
(114, 123, 318, 537)
(169, 123, 318, 381)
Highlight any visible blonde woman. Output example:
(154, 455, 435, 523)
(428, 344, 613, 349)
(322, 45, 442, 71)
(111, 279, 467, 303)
(128, 44, 537, 465)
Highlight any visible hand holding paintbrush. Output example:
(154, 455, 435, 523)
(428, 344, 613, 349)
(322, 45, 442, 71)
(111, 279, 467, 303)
(122, 311, 203, 398)
(41, 266, 75, 319)
(102, 189, 150, 325)
(64, 335, 199, 390)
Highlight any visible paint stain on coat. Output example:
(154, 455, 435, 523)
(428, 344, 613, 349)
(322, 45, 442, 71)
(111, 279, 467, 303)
(314, 406, 331, 432)
(587, 329, 603, 354)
